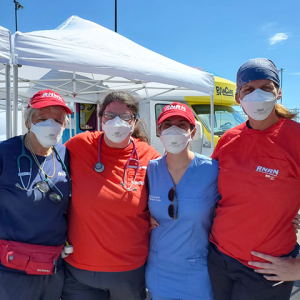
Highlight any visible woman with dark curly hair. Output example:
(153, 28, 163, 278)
(62, 91, 160, 300)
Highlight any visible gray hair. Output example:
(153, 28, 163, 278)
(24, 107, 69, 126)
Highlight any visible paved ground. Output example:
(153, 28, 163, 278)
(291, 281, 300, 299)
(146, 285, 300, 299)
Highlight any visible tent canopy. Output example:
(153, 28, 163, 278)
(12, 16, 214, 99)
(0, 26, 11, 64)
(0, 26, 11, 103)
(1, 16, 216, 147)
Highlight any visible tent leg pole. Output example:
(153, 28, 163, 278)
(71, 72, 76, 137)
(74, 102, 77, 135)
(5, 64, 12, 140)
(97, 103, 100, 131)
(210, 94, 214, 153)
(13, 65, 18, 137)
(69, 103, 73, 139)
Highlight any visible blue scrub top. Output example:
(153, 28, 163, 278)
(0, 136, 70, 273)
(146, 153, 220, 300)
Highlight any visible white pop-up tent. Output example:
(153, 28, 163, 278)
(2, 16, 216, 147)
(0, 26, 11, 64)
(0, 26, 12, 138)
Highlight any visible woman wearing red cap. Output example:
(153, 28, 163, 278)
(0, 89, 72, 300)
(145, 102, 220, 300)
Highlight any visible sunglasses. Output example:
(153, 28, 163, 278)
(103, 111, 134, 122)
(35, 181, 62, 204)
(168, 187, 178, 220)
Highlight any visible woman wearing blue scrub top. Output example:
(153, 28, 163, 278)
(0, 90, 71, 300)
(146, 102, 220, 300)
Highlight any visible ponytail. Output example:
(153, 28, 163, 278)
(275, 103, 298, 120)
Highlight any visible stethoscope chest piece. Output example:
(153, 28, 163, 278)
(94, 162, 104, 173)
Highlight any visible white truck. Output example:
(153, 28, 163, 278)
(62, 76, 245, 156)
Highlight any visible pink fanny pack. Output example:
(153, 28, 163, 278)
(0, 239, 63, 275)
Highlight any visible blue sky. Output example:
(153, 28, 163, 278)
(1, 0, 299, 108)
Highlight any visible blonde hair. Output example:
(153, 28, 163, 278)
(275, 104, 298, 120)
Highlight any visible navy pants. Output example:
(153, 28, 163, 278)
(62, 262, 146, 300)
(207, 244, 294, 300)
(0, 267, 64, 300)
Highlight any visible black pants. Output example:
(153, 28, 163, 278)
(207, 244, 294, 300)
(0, 267, 64, 300)
(62, 262, 146, 300)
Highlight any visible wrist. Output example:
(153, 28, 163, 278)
(293, 257, 300, 279)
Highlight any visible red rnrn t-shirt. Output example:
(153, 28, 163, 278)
(64, 131, 160, 272)
(210, 118, 300, 267)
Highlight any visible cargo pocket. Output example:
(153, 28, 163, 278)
(185, 256, 214, 299)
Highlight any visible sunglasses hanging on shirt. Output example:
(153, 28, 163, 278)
(168, 187, 178, 220)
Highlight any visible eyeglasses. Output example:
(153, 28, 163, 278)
(35, 181, 62, 204)
(103, 111, 134, 121)
(168, 187, 178, 220)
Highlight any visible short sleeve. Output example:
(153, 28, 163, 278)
(64, 136, 76, 152)
(211, 139, 222, 161)
(64, 132, 90, 154)
(150, 148, 161, 160)
(211, 178, 221, 204)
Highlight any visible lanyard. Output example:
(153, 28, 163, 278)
(16, 134, 72, 197)
(94, 133, 140, 192)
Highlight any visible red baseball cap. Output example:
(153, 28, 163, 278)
(157, 102, 195, 127)
(28, 89, 72, 114)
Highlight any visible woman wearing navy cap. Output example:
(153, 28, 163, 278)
(208, 58, 300, 300)
(146, 102, 220, 300)
(0, 90, 71, 300)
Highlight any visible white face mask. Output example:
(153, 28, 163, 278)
(160, 125, 192, 154)
(239, 88, 277, 121)
(102, 116, 134, 144)
(30, 118, 64, 148)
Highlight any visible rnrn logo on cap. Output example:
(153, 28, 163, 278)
(157, 102, 195, 127)
(41, 92, 63, 103)
(28, 89, 72, 114)
(164, 104, 186, 112)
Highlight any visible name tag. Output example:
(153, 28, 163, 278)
(18, 172, 31, 176)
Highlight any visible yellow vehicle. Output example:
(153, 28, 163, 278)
(138, 76, 245, 156)
(65, 76, 245, 156)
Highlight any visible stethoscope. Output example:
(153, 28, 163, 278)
(94, 133, 140, 192)
(16, 134, 72, 198)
